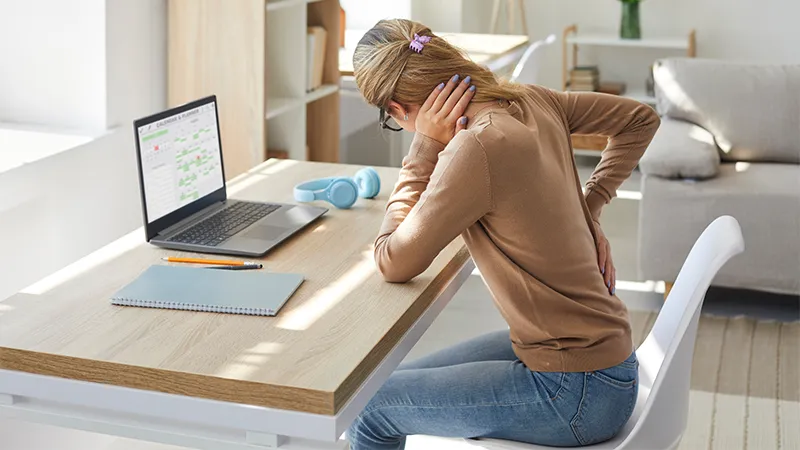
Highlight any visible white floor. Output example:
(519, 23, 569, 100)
(1, 157, 666, 450)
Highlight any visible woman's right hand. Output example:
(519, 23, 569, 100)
(593, 219, 616, 295)
(416, 74, 476, 146)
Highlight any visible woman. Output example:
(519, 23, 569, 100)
(349, 19, 659, 449)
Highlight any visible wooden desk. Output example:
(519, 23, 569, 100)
(340, 30, 530, 76)
(0, 160, 473, 449)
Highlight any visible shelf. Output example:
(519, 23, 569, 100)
(305, 84, 339, 104)
(266, 0, 325, 12)
(266, 85, 339, 120)
(266, 97, 300, 120)
(566, 34, 689, 50)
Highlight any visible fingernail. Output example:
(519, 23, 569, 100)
(601, 267, 605, 274)
(607, 281, 611, 288)
(451, 74, 460, 82)
(437, 82, 445, 90)
(612, 287, 616, 295)
(469, 85, 476, 92)
(459, 117, 467, 125)
(463, 75, 471, 84)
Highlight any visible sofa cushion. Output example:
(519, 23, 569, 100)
(639, 163, 800, 295)
(653, 58, 800, 164)
(639, 118, 720, 179)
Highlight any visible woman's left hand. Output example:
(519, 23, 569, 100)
(593, 219, 616, 295)
(416, 74, 476, 146)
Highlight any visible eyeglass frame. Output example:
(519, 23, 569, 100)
(379, 107, 403, 132)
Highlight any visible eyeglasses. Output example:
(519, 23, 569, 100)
(379, 107, 403, 132)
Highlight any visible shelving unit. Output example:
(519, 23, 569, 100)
(168, 0, 340, 180)
(561, 24, 696, 151)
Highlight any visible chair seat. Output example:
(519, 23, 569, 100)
(465, 437, 623, 449)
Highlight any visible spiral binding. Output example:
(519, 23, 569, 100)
(111, 298, 274, 316)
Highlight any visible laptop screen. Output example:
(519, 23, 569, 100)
(136, 101, 224, 223)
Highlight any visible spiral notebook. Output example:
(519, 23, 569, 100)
(110, 265, 304, 316)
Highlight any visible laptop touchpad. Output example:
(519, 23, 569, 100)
(241, 224, 290, 241)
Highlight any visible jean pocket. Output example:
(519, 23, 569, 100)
(616, 353, 639, 370)
(592, 367, 637, 389)
(570, 371, 638, 446)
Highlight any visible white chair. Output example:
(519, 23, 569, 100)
(467, 216, 745, 450)
(509, 34, 557, 85)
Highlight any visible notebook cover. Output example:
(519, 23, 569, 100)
(110, 265, 304, 316)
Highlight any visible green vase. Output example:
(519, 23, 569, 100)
(620, 2, 641, 40)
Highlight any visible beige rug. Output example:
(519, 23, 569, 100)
(630, 311, 800, 450)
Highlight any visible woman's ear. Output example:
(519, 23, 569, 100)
(386, 100, 409, 122)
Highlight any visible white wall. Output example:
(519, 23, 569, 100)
(411, 0, 462, 32)
(500, 0, 800, 89)
(0, 128, 142, 302)
(105, 0, 168, 127)
(0, 0, 166, 303)
(340, 0, 411, 30)
(0, 0, 107, 132)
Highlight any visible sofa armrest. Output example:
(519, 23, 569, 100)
(639, 118, 721, 179)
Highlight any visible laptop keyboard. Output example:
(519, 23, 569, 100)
(168, 202, 280, 247)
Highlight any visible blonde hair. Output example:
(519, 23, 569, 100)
(353, 19, 528, 109)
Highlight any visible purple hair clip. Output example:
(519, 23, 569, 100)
(409, 33, 432, 54)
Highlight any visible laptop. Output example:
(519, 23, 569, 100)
(132, 95, 327, 257)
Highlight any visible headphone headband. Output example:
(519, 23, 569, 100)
(294, 168, 381, 209)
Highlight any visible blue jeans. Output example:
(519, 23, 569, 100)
(348, 330, 638, 449)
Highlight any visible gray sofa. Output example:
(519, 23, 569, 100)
(638, 58, 800, 296)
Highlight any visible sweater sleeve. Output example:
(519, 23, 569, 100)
(550, 90, 660, 219)
(375, 132, 492, 283)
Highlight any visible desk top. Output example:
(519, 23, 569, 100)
(340, 30, 530, 76)
(0, 160, 469, 415)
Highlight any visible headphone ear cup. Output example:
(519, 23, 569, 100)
(353, 167, 381, 199)
(327, 178, 359, 209)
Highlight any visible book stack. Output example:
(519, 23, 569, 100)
(569, 66, 600, 92)
(307, 26, 328, 92)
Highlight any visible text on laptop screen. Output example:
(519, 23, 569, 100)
(137, 102, 224, 222)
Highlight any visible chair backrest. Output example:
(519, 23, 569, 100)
(509, 34, 556, 84)
(618, 216, 745, 449)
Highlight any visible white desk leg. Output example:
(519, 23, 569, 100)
(246, 431, 286, 448)
(0, 394, 15, 406)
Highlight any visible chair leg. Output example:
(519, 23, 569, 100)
(664, 281, 674, 301)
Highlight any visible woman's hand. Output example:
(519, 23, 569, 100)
(593, 219, 616, 295)
(416, 74, 476, 146)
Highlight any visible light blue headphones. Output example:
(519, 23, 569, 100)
(293, 167, 381, 209)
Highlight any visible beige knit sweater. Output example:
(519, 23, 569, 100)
(375, 85, 660, 372)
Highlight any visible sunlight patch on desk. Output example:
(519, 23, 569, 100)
(217, 358, 271, 379)
(20, 229, 142, 295)
(311, 224, 328, 233)
(245, 342, 284, 356)
(257, 159, 299, 175)
(226, 173, 269, 196)
(216, 342, 285, 379)
(227, 160, 299, 196)
(277, 254, 375, 331)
